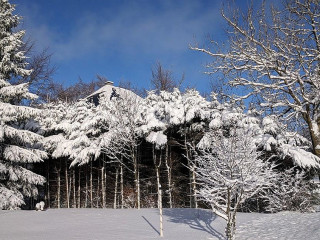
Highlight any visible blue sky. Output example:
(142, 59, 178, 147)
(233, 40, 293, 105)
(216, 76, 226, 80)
(13, 0, 259, 94)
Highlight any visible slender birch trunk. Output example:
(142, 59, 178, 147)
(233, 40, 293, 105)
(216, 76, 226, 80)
(185, 130, 198, 208)
(133, 147, 140, 209)
(136, 168, 140, 209)
(101, 160, 106, 208)
(57, 161, 61, 209)
(120, 164, 124, 209)
(156, 166, 161, 209)
(152, 145, 164, 237)
(184, 132, 192, 208)
(159, 187, 164, 237)
(78, 168, 81, 208)
(90, 161, 93, 208)
(153, 145, 162, 209)
(97, 168, 100, 208)
(73, 169, 76, 208)
(114, 168, 119, 209)
(65, 159, 70, 208)
(68, 168, 72, 208)
(85, 165, 88, 208)
(165, 143, 173, 208)
(192, 164, 198, 209)
(226, 188, 235, 240)
(46, 160, 50, 208)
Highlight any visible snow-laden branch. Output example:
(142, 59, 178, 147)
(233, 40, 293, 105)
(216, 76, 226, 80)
(191, 0, 320, 156)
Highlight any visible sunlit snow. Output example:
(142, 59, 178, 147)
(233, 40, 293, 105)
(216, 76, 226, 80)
(0, 208, 319, 240)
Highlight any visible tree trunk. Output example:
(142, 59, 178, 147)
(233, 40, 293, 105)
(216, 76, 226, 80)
(46, 160, 50, 208)
(165, 143, 173, 208)
(191, 165, 198, 209)
(120, 164, 124, 209)
(156, 166, 161, 209)
(225, 188, 235, 240)
(153, 145, 162, 209)
(69, 168, 72, 208)
(184, 132, 193, 208)
(85, 165, 88, 208)
(101, 160, 106, 208)
(316, 120, 320, 157)
(73, 169, 76, 208)
(184, 130, 197, 209)
(65, 159, 70, 208)
(56, 161, 61, 209)
(114, 168, 119, 209)
(308, 116, 320, 157)
(90, 161, 93, 208)
(136, 169, 140, 209)
(97, 167, 100, 208)
(159, 188, 164, 237)
(226, 220, 235, 240)
(133, 147, 140, 209)
(78, 168, 81, 208)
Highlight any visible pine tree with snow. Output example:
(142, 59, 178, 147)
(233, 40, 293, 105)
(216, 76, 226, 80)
(265, 168, 319, 213)
(100, 90, 143, 209)
(0, 0, 46, 209)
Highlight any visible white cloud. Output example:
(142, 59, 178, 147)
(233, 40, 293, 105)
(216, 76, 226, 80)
(17, 0, 223, 61)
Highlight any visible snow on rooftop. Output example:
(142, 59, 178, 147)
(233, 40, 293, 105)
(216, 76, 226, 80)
(87, 82, 141, 101)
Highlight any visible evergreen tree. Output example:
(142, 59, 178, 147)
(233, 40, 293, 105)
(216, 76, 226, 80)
(0, 0, 46, 209)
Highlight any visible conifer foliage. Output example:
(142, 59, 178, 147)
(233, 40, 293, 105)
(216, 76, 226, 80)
(0, 0, 46, 209)
(1, 0, 319, 215)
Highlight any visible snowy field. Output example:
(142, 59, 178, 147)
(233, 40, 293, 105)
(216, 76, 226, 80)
(0, 208, 319, 240)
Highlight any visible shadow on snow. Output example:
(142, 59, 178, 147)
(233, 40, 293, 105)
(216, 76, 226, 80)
(141, 215, 160, 235)
(163, 208, 226, 239)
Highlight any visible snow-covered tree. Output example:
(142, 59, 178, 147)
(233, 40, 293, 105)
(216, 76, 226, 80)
(141, 90, 171, 208)
(0, 0, 46, 209)
(192, 0, 320, 157)
(201, 97, 320, 170)
(100, 91, 143, 209)
(195, 127, 277, 240)
(36, 80, 319, 211)
(257, 115, 320, 169)
(266, 168, 319, 213)
(40, 99, 103, 208)
(141, 88, 212, 208)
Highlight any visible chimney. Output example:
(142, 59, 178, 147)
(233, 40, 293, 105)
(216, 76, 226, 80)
(106, 81, 114, 86)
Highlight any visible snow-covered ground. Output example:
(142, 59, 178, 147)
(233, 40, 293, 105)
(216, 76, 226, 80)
(0, 208, 319, 240)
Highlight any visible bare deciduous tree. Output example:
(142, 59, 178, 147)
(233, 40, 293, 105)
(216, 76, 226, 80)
(195, 128, 277, 240)
(191, 0, 320, 157)
(46, 75, 109, 103)
(9, 38, 56, 104)
(151, 62, 184, 93)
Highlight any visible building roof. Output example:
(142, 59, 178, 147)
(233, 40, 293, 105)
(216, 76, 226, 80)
(86, 81, 141, 106)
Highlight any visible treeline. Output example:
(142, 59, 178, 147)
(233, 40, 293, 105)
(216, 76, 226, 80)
(1, 0, 320, 213)
(32, 86, 319, 211)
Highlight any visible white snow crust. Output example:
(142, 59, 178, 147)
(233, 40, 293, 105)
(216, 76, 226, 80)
(0, 208, 319, 240)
